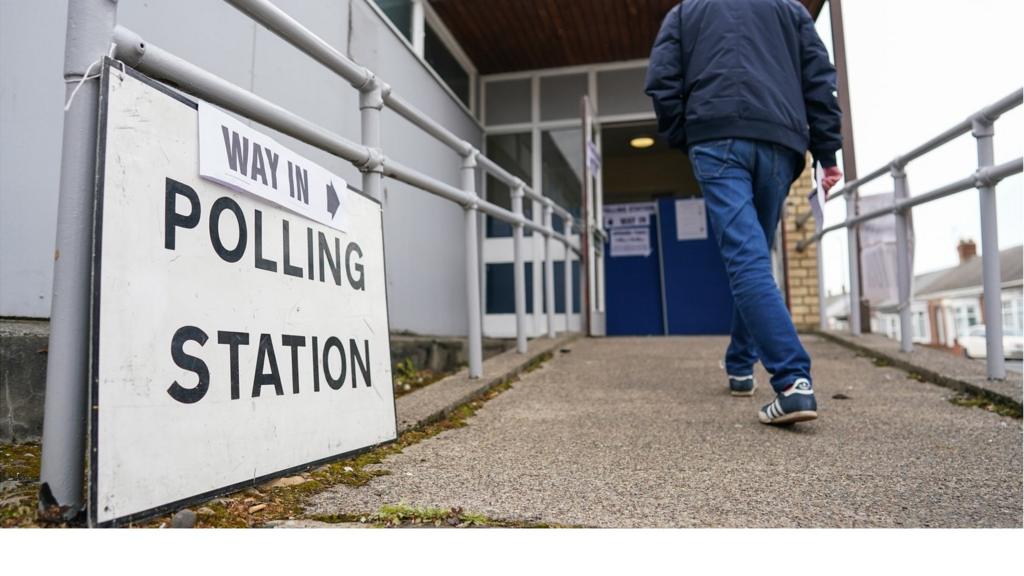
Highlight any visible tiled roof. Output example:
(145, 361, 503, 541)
(916, 244, 1023, 298)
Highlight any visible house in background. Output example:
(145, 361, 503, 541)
(871, 241, 1024, 351)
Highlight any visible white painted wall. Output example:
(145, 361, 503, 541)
(0, 0, 481, 335)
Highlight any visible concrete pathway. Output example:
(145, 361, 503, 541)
(308, 335, 1023, 528)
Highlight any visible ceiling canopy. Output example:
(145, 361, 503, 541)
(429, 0, 827, 75)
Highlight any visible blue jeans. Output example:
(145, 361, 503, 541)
(688, 138, 811, 392)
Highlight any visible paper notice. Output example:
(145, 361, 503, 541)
(675, 198, 708, 241)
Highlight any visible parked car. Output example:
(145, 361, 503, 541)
(958, 326, 1024, 359)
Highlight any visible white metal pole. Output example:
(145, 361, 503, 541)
(512, 184, 528, 353)
(410, 0, 425, 57)
(359, 77, 385, 202)
(544, 202, 556, 338)
(39, 0, 117, 520)
(891, 165, 914, 353)
(462, 153, 483, 378)
(845, 192, 862, 335)
(564, 217, 574, 332)
(817, 240, 828, 332)
(973, 118, 1006, 379)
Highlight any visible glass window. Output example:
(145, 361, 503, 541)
(373, 0, 412, 40)
(540, 74, 587, 121)
(424, 24, 470, 106)
(485, 133, 532, 238)
(542, 128, 583, 221)
(1003, 297, 1023, 332)
(485, 79, 532, 126)
(914, 311, 927, 340)
(597, 68, 652, 117)
(955, 303, 980, 338)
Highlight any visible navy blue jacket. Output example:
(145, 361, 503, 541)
(645, 0, 842, 168)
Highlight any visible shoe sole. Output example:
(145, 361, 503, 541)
(729, 382, 757, 397)
(759, 410, 817, 425)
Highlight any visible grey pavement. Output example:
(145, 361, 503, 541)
(308, 335, 1023, 528)
(395, 334, 576, 433)
(819, 330, 1023, 407)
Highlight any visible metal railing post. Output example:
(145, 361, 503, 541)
(39, 0, 118, 520)
(564, 217, 574, 333)
(359, 75, 386, 202)
(973, 117, 1006, 379)
(817, 240, 828, 331)
(462, 152, 483, 378)
(544, 201, 556, 338)
(845, 192, 862, 335)
(891, 164, 914, 353)
(512, 183, 528, 353)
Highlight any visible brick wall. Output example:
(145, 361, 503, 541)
(783, 157, 820, 330)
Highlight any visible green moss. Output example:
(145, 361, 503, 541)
(948, 393, 1022, 419)
(0, 443, 41, 528)
(311, 503, 572, 528)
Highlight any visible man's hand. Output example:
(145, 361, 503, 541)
(821, 165, 843, 198)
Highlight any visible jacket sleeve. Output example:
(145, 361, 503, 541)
(797, 9, 842, 167)
(645, 5, 687, 149)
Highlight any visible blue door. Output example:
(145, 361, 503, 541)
(657, 197, 733, 334)
(603, 209, 663, 336)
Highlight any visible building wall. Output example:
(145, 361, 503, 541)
(0, 0, 480, 336)
(783, 159, 821, 330)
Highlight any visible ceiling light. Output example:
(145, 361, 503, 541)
(630, 136, 655, 149)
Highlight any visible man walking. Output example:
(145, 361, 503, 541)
(645, 0, 843, 424)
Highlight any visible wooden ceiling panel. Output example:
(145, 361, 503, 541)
(428, 0, 825, 74)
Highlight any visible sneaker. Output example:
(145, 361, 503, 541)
(758, 378, 817, 425)
(727, 374, 757, 397)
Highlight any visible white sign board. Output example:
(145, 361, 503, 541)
(586, 140, 602, 174)
(604, 202, 656, 229)
(809, 162, 825, 232)
(610, 227, 652, 258)
(90, 62, 396, 526)
(675, 198, 708, 241)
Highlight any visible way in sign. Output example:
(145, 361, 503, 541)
(198, 102, 348, 232)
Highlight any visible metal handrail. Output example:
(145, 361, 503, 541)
(795, 88, 1024, 228)
(797, 88, 1022, 381)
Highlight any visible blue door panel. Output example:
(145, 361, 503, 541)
(657, 197, 733, 335)
(603, 214, 663, 336)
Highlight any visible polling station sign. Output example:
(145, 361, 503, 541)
(90, 60, 396, 526)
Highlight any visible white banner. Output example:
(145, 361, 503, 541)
(198, 102, 348, 232)
(604, 202, 655, 229)
(91, 64, 395, 526)
(857, 192, 915, 304)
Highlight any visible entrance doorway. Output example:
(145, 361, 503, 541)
(600, 122, 737, 336)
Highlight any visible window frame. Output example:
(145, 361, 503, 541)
(366, 0, 479, 118)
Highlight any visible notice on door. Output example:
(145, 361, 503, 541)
(675, 198, 708, 241)
(89, 60, 396, 526)
(604, 202, 655, 229)
(610, 227, 652, 257)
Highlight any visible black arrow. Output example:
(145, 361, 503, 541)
(326, 180, 340, 218)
